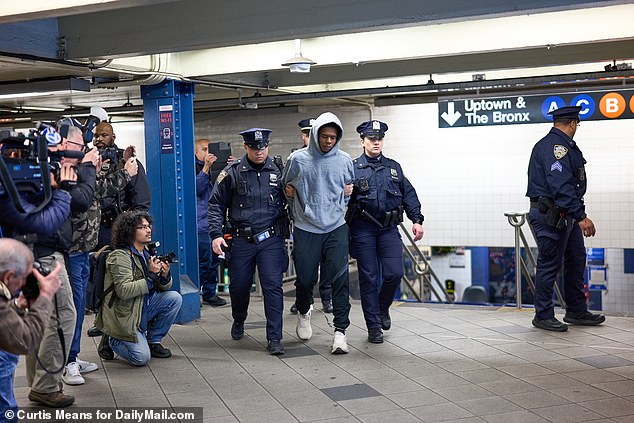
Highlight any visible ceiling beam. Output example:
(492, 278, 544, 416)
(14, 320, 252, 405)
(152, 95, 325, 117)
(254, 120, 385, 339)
(57, 0, 614, 59)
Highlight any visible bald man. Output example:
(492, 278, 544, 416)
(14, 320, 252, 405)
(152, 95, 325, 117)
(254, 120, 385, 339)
(94, 121, 150, 248)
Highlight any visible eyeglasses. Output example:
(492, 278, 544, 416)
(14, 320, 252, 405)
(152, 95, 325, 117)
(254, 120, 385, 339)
(136, 224, 152, 230)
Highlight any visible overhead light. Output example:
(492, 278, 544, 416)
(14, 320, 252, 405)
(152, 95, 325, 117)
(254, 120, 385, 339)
(0, 77, 90, 100)
(282, 39, 316, 73)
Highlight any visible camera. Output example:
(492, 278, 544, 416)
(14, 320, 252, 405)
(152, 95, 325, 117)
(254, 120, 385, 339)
(98, 146, 120, 164)
(57, 106, 109, 145)
(146, 241, 178, 264)
(22, 261, 51, 301)
(48, 149, 86, 187)
(0, 123, 59, 213)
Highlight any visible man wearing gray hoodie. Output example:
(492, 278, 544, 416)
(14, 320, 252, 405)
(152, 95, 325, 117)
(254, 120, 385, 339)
(282, 112, 355, 354)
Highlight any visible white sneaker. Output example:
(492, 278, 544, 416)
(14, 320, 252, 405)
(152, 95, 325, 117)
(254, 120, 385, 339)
(76, 358, 98, 374)
(62, 362, 85, 385)
(296, 305, 313, 340)
(331, 331, 349, 354)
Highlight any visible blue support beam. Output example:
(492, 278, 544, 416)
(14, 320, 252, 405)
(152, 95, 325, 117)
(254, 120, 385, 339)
(141, 80, 199, 323)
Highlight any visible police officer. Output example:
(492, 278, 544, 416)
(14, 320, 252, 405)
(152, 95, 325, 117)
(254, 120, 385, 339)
(289, 118, 334, 315)
(527, 106, 604, 332)
(348, 120, 424, 343)
(208, 128, 289, 354)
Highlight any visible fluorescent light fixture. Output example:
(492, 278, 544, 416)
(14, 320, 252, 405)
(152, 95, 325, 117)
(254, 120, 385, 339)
(0, 77, 90, 100)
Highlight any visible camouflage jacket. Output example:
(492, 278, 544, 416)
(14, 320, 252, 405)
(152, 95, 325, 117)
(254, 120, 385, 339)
(70, 166, 131, 253)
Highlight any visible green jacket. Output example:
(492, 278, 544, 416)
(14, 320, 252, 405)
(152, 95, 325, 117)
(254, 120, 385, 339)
(95, 248, 173, 342)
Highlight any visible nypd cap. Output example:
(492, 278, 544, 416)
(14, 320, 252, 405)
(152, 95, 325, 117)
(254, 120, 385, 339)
(356, 120, 388, 138)
(549, 106, 582, 120)
(239, 128, 271, 149)
(298, 118, 316, 132)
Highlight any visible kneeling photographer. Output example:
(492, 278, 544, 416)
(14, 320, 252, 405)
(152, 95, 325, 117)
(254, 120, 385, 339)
(95, 210, 182, 366)
(0, 239, 62, 421)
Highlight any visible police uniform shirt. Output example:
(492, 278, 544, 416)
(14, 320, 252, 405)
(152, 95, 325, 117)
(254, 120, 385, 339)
(526, 127, 587, 221)
(351, 153, 423, 224)
(207, 156, 285, 240)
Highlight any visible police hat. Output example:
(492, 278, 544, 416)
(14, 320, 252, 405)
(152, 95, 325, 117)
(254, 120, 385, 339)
(239, 128, 271, 149)
(356, 120, 388, 138)
(298, 118, 315, 132)
(548, 106, 582, 120)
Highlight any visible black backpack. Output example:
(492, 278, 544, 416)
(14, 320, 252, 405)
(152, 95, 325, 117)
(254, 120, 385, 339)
(86, 247, 111, 312)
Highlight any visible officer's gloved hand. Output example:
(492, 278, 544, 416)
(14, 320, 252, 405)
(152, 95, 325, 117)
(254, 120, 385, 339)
(578, 217, 596, 237)
(284, 184, 296, 199)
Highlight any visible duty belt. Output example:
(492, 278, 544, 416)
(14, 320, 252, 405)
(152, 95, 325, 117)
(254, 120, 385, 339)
(233, 225, 276, 244)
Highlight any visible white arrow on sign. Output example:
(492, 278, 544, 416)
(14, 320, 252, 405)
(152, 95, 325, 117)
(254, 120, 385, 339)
(441, 102, 462, 126)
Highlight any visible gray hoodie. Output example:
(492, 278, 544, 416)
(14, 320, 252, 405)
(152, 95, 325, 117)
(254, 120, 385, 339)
(282, 112, 354, 234)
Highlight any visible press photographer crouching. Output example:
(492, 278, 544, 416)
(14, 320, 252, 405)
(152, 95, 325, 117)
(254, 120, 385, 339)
(95, 211, 182, 366)
(0, 239, 62, 421)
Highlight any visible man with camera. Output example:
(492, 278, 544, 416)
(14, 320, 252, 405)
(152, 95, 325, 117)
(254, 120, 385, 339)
(94, 121, 150, 249)
(96, 210, 182, 366)
(0, 238, 62, 420)
(58, 126, 102, 385)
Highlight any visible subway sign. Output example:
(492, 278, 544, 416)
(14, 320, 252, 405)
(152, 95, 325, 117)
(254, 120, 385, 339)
(438, 89, 634, 128)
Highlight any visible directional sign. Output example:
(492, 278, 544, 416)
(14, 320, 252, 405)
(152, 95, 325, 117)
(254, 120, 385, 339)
(439, 88, 634, 128)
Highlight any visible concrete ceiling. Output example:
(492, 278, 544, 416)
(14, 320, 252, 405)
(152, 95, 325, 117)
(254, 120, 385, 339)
(0, 0, 633, 121)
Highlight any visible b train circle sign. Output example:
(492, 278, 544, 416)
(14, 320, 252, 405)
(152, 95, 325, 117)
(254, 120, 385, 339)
(439, 89, 634, 128)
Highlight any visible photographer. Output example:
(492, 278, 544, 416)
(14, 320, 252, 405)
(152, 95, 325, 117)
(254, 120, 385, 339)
(94, 122, 150, 249)
(95, 210, 181, 366)
(59, 126, 101, 386)
(0, 239, 62, 421)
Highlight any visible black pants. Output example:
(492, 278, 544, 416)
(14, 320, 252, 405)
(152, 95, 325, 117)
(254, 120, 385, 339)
(293, 225, 350, 331)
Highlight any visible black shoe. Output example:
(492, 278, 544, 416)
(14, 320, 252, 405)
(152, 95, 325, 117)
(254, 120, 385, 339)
(202, 295, 228, 307)
(368, 328, 384, 344)
(98, 335, 114, 360)
(380, 311, 391, 331)
(266, 340, 285, 355)
(87, 326, 103, 337)
(290, 303, 298, 314)
(532, 317, 568, 332)
(148, 343, 172, 358)
(231, 321, 244, 340)
(322, 299, 333, 314)
(563, 311, 606, 326)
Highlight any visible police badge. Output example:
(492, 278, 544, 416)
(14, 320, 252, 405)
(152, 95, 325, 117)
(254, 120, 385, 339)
(216, 170, 228, 184)
(553, 144, 568, 160)
(390, 168, 398, 180)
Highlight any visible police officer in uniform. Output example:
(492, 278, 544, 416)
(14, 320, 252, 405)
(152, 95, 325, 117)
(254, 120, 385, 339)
(208, 128, 289, 354)
(527, 106, 604, 332)
(347, 120, 424, 343)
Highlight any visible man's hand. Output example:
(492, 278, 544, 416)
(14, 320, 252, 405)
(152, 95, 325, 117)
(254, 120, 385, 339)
(578, 217, 596, 237)
(59, 163, 78, 183)
(148, 256, 162, 274)
(412, 223, 424, 242)
(123, 145, 136, 162)
(212, 237, 228, 256)
(124, 157, 138, 177)
(158, 260, 170, 278)
(35, 261, 62, 301)
(285, 184, 296, 199)
(344, 184, 353, 197)
(82, 147, 100, 166)
(202, 153, 217, 174)
(227, 155, 237, 164)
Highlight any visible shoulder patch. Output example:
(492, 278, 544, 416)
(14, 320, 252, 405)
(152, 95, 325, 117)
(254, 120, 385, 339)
(216, 170, 228, 184)
(553, 144, 568, 160)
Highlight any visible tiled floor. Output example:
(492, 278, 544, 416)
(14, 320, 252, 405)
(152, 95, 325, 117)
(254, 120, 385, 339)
(14, 300, 634, 422)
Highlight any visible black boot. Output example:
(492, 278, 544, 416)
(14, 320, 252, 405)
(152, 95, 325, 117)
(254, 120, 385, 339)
(98, 335, 114, 360)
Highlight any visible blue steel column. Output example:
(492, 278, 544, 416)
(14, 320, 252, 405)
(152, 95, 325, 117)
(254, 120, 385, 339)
(141, 80, 199, 323)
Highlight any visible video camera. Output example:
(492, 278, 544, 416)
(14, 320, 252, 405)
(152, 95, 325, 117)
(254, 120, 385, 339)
(146, 241, 178, 264)
(22, 261, 51, 301)
(0, 123, 59, 213)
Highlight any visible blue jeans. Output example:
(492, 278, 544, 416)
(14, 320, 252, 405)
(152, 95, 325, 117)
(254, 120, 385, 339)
(198, 232, 220, 299)
(0, 349, 19, 422)
(109, 290, 182, 366)
(68, 252, 90, 363)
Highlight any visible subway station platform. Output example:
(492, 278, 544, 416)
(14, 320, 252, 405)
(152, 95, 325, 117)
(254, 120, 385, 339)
(13, 299, 634, 423)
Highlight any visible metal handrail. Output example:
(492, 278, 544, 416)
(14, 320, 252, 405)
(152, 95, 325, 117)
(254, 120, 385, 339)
(505, 211, 565, 310)
(399, 223, 454, 303)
